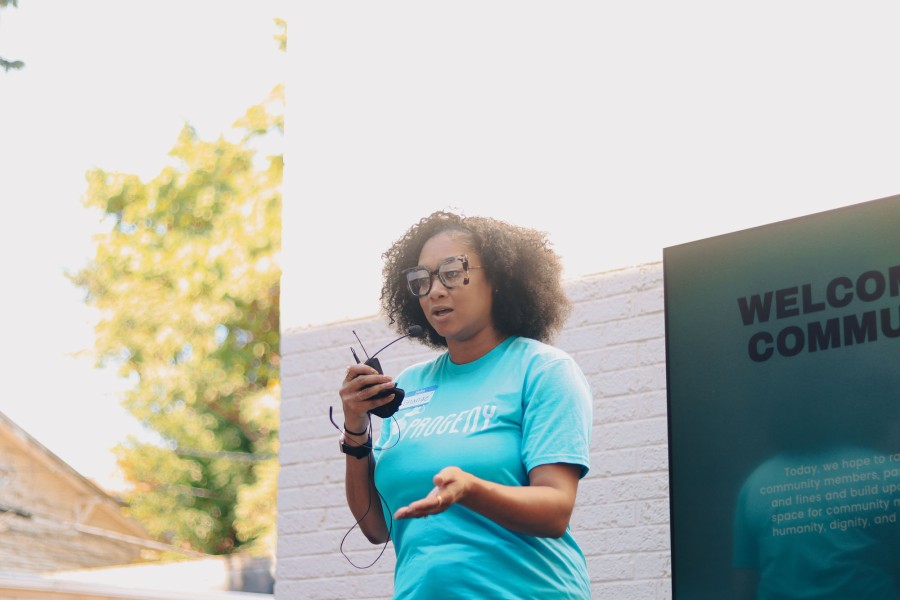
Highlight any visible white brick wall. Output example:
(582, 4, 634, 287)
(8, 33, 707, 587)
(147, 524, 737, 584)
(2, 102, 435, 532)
(276, 262, 670, 599)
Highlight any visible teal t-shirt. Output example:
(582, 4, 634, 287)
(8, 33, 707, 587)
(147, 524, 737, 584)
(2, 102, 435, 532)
(374, 336, 593, 599)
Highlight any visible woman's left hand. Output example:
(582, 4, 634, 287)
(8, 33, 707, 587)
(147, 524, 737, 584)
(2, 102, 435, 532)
(394, 466, 470, 519)
(392, 463, 581, 537)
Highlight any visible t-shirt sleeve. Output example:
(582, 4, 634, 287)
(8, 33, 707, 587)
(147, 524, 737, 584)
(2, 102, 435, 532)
(520, 355, 593, 478)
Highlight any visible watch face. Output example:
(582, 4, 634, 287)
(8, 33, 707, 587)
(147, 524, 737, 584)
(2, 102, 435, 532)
(340, 437, 372, 458)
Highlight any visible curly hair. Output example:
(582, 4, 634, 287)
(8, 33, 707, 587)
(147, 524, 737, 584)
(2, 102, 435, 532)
(380, 211, 571, 348)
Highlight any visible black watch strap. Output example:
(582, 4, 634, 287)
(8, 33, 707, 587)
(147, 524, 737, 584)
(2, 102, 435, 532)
(340, 434, 372, 459)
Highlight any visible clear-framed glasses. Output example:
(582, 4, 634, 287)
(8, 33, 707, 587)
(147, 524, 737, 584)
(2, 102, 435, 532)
(402, 255, 484, 297)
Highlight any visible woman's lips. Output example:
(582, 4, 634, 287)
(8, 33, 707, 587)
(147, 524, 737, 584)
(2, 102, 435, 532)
(431, 306, 453, 320)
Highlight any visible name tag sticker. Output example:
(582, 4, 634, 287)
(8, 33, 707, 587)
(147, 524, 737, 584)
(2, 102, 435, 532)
(401, 386, 436, 410)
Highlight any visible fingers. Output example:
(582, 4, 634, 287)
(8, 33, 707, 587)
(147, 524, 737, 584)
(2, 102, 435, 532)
(394, 486, 449, 520)
(340, 365, 394, 400)
(394, 467, 469, 519)
(433, 466, 463, 488)
(344, 363, 379, 382)
(344, 379, 396, 403)
(339, 365, 397, 424)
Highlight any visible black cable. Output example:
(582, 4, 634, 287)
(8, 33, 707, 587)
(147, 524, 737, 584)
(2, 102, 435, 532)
(328, 407, 404, 568)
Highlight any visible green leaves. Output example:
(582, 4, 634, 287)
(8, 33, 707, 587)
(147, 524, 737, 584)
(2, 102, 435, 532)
(74, 86, 282, 556)
(0, 0, 24, 72)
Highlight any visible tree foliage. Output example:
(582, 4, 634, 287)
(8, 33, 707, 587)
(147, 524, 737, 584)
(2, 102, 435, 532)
(274, 18, 286, 52)
(0, 0, 25, 72)
(72, 82, 283, 556)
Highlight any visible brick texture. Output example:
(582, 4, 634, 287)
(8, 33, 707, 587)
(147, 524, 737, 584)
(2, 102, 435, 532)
(276, 262, 670, 599)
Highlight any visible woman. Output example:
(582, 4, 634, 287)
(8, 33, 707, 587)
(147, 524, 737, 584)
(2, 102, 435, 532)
(338, 211, 593, 599)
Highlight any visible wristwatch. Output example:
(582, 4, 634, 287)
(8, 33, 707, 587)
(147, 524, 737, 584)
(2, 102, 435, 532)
(339, 434, 372, 459)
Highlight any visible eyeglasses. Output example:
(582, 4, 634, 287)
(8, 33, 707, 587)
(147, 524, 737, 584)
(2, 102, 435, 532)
(402, 255, 484, 297)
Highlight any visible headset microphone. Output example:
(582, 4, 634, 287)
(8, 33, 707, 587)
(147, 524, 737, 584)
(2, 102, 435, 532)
(351, 325, 424, 418)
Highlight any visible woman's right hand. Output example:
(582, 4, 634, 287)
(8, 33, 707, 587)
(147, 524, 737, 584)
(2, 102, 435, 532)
(339, 364, 396, 433)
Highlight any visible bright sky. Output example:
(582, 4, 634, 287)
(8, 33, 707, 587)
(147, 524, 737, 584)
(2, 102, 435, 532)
(2, 2, 900, 492)
(0, 1, 285, 490)
(285, 1, 900, 330)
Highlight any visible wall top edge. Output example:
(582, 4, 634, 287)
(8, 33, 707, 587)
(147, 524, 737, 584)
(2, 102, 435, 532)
(283, 261, 664, 334)
(563, 260, 663, 283)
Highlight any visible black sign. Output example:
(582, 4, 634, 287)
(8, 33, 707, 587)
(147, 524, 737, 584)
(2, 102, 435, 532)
(664, 194, 900, 599)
